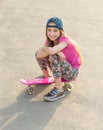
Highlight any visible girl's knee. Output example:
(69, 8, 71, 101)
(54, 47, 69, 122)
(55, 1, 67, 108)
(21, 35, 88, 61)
(35, 51, 38, 58)
(49, 54, 59, 63)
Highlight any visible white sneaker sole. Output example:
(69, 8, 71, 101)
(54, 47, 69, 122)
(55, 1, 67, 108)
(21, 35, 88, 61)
(44, 93, 65, 102)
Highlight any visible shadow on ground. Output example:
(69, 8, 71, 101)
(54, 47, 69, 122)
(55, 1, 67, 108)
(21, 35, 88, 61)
(0, 84, 71, 130)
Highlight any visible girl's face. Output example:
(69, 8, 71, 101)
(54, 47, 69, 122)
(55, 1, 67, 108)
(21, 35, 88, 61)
(46, 22, 61, 42)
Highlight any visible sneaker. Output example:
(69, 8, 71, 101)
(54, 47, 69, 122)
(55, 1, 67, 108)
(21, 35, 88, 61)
(44, 87, 65, 102)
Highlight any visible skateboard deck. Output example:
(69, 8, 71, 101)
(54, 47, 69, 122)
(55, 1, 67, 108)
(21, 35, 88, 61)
(20, 77, 55, 85)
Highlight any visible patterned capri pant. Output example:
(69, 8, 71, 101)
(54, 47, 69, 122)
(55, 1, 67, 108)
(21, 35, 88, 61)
(35, 54, 78, 81)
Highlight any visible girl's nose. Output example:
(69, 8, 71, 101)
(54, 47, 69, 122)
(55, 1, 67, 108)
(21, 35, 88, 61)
(50, 31, 54, 36)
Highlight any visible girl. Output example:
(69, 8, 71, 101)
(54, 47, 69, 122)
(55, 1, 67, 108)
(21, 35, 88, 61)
(35, 17, 82, 101)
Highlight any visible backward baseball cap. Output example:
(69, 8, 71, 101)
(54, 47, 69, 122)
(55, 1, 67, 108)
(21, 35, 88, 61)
(46, 17, 63, 30)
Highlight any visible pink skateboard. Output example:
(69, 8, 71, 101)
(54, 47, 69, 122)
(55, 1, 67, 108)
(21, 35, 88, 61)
(20, 77, 73, 94)
(20, 77, 55, 85)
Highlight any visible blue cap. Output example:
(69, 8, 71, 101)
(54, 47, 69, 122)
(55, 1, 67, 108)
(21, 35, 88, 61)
(46, 17, 63, 30)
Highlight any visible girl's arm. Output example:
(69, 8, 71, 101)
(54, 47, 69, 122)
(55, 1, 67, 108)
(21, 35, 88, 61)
(35, 42, 49, 58)
(36, 42, 67, 58)
(57, 51, 65, 61)
(42, 42, 67, 55)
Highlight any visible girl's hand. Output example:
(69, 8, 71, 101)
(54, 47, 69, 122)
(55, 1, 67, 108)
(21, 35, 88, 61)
(57, 52, 65, 62)
(35, 48, 48, 58)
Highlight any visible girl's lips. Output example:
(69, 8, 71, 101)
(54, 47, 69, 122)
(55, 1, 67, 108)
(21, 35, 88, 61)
(49, 37, 57, 40)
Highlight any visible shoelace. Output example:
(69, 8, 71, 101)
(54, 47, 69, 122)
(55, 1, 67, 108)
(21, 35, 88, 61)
(49, 88, 59, 96)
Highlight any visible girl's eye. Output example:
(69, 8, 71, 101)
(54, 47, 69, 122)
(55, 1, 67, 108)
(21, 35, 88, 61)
(54, 29, 58, 32)
(47, 28, 52, 31)
(47, 28, 59, 33)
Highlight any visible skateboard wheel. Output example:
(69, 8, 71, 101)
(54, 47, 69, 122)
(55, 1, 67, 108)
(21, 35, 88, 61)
(27, 85, 36, 95)
(63, 83, 73, 92)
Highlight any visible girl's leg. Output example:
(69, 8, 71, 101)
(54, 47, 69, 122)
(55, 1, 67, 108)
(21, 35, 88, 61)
(61, 60, 78, 81)
(44, 54, 78, 101)
(42, 69, 49, 78)
(44, 54, 65, 101)
(35, 53, 50, 77)
(49, 54, 63, 90)
(60, 60, 78, 92)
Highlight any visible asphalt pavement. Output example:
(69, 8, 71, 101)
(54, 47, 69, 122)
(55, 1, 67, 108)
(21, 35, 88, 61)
(0, 0, 103, 130)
